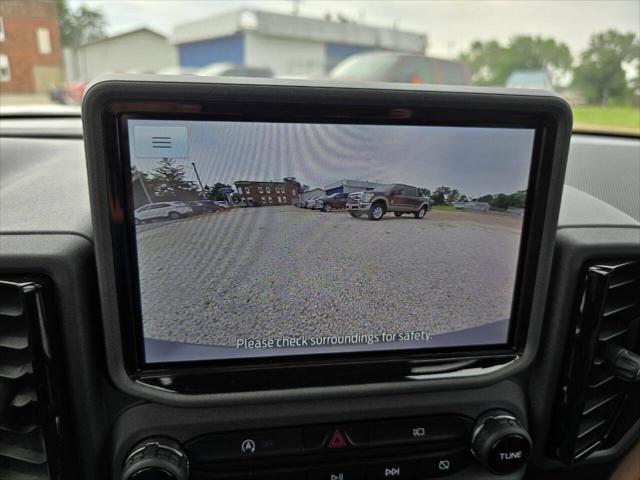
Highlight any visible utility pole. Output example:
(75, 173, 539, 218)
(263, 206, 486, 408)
(133, 172, 152, 204)
(191, 162, 204, 191)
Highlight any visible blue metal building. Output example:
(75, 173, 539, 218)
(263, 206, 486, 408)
(172, 10, 428, 77)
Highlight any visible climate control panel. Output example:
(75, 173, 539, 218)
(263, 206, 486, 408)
(120, 411, 531, 479)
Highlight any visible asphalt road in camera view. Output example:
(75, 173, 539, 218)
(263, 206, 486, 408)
(136, 206, 522, 348)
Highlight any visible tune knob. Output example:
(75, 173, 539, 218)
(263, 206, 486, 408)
(121, 437, 189, 480)
(471, 410, 532, 475)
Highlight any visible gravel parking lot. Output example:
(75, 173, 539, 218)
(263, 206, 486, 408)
(136, 206, 522, 348)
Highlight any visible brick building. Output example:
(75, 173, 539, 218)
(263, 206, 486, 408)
(0, 0, 63, 93)
(235, 179, 299, 206)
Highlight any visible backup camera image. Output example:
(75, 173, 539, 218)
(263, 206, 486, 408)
(127, 119, 534, 363)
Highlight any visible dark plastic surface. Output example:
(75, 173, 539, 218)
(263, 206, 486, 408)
(0, 235, 112, 480)
(562, 135, 640, 225)
(0, 138, 90, 237)
(528, 227, 640, 470)
(110, 380, 527, 479)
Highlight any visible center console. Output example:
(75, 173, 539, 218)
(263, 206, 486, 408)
(120, 409, 531, 479)
(112, 380, 533, 480)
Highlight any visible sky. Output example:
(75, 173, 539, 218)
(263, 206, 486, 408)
(128, 120, 535, 197)
(70, 0, 639, 58)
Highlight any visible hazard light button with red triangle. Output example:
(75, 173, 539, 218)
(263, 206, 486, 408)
(303, 425, 369, 452)
(328, 429, 348, 448)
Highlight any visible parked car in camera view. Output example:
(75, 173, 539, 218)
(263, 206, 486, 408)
(304, 196, 322, 209)
(315, 192, 350, 212)
(134, 202, 193, 224)
(187, 200, 223, 215)
(347, 184, 432, 220)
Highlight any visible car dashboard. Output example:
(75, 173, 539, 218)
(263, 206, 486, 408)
(0, 92, 639, 480)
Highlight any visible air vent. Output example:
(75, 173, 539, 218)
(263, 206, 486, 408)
(0, 280, 50, 480)
(553, 260, 640, 463)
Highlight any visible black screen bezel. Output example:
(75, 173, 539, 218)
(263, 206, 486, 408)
(114, 105, 543, 380)
(84, 78, 570, 398)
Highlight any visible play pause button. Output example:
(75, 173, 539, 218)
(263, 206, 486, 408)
(308, 466, 365, 480)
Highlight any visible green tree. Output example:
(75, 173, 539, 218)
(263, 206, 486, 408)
(448, 188, 462, 204)
(573, 30, 640, 104)
(202, 182, 233, 201)
(479, 190, 527, 210)
(430, 186, 449, 205)
(430, 186, 463, 205)
(460, 36, 572, 87)
(508, 190, 527, 208)
(417, 187, 431, 198)
(57, 0, 106, 48)
(150, 158, 199, 201)
(490, 193, 511, 210)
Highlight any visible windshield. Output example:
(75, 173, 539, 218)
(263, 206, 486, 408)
(0, 1, 638, 134)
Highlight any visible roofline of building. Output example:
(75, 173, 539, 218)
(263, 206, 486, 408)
(171, 9, 427, 52)
(323, 179, 386, 189)
(81, 27, 167, 48)
(234, 179, 296, 184)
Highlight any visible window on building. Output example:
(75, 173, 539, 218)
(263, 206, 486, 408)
(269, 197, 273, 203)
(0, 17, 5, 42)
(245, 187, 251, 194)
(291, 190, 296, 197)
(277, 196, 282, 203)
(266, 186, 271, 193)
(36, 28, 52, 55)
(0, 54, 10, 82)
(258, 186, 263, 193)
(261, 196, 266, 203)
(237, 187, 243, 195)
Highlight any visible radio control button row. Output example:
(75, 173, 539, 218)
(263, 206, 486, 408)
(369, 416, 472, 447)
(191, 449, 471, 479)
(186, 428, 303, 462)
(186, 415, 472, 465)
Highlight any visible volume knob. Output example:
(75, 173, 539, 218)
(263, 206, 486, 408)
(121, 437, 189, 480)
(471, 410, 531, 475)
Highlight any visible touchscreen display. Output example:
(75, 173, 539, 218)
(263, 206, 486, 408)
(126, 119, 535, 363)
